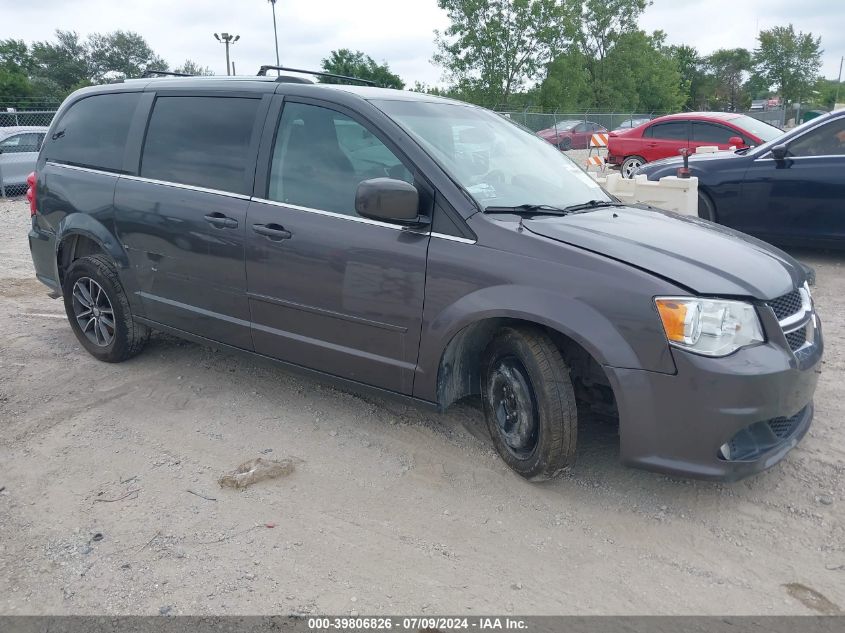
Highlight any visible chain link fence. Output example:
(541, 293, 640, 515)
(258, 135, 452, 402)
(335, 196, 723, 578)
(0, 109, 58, 128)
(0, 110, 58, 197)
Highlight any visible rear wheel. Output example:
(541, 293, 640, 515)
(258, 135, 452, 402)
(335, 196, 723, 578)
(621, 155, 645, 178)
(62, 254, 149, 362)
(697, 191, 716, 221)
(481, 327, 577, 481)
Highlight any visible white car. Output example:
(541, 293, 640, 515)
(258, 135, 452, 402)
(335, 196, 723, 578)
(0, 126, 48, 195)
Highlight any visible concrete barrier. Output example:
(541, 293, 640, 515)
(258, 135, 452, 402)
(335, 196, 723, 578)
(591, 172, 699, 216)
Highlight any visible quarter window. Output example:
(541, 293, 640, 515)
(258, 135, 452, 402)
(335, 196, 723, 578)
(268, 102, 411, 215)
(141, 96, 260, 194)
(646, 122, 688, 140)
(44, 92, 141, 171)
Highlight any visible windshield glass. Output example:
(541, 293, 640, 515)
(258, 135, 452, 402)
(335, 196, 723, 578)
(373, 100, 609, 210)
(729, 115, 784, 142)
(554, 120, 579, 131)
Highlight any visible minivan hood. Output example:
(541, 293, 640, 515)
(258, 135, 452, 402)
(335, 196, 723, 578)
(523, 206, 803, 299)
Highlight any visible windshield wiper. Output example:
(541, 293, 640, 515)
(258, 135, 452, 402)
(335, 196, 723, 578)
(559, 199, 623, 214)
(484, 204, 571, 216)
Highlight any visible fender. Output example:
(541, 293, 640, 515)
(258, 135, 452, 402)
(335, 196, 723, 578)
(54, 213, 146, 316)
(413, 284, 677, 403)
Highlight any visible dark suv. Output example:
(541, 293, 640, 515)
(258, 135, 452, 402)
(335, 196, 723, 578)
(27, 72, 823, 482)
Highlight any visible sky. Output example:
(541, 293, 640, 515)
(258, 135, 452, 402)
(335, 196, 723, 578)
(1, 0, 843, 86)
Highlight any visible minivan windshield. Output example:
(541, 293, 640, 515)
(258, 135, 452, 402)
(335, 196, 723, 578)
(373, 100, 610, 210)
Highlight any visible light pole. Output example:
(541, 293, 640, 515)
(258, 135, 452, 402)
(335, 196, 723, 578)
(214, 32, 240, 76)
(268, 0, 281, 76)
(835, 56, 843, 107)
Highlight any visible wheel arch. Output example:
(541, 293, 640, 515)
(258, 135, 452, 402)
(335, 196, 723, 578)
(54, 214, 144, 314)
(428, 305, 630, 415)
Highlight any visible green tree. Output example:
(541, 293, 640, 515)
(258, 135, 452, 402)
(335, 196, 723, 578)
(707, 48, 753, 111)
(574, 0, 649, 106)
(87, 30, 167, 80)
(0, 39, 34, 107)
(434, 0, 574, 107)
(172, 59, 215, 76)
(539, 49, 592, 110)
(30, 30, 90, 93)
(668, 44, 710, 109)
(320, 49, 404, 89)
(812, 77, 844, 109)
(754, 24, 822, 108)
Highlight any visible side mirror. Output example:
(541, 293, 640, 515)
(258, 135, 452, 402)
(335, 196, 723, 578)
(771, 144, 788, 161)
(728, 136, 745, 148)
(355, 178, 422, 225)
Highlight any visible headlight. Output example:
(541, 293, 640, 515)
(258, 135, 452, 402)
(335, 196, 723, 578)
(655, 297, 764, 357)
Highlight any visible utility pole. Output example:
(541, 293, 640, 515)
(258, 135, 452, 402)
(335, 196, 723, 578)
(268, 0, 281, 76)
(836, 56, 843, 106)
(214, 32, 240, 76)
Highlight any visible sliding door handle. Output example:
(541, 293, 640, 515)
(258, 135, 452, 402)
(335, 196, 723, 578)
(252, 223, 292, 241)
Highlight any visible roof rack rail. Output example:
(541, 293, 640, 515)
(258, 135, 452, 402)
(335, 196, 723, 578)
(256, 65, 377, 87)
(141, 70, 192, 78)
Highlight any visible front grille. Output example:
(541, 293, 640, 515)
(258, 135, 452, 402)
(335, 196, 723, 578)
(767, 411, 804, 439)
(768, 289, 803, 321)
(785, 326, 808, 351)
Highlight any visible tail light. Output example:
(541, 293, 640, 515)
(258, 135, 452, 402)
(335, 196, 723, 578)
(26, 171, 36, 216)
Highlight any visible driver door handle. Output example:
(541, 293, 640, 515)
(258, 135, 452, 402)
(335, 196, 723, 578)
(204, 213, 239, 229)
(252, 223, 292, 241)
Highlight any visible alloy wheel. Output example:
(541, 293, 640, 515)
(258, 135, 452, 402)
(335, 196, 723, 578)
(71, 277, 115, 347)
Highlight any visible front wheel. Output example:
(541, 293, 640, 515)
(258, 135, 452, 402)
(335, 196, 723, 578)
(481, 327, 577, 481)
(697, 191, 716, 221)
(62, 254, 149, 363)
(558, 137, 572, 151)
(621, 155, 645, 178)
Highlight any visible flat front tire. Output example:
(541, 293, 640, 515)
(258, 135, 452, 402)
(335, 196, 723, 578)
(62, 254, 149, 363)
(481, 327, 577, 481)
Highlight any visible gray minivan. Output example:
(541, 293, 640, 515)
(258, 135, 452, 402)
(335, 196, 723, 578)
(27, 71, 823, 482)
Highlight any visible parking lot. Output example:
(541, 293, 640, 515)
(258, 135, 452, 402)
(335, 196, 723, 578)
(1, 196, 843, 615)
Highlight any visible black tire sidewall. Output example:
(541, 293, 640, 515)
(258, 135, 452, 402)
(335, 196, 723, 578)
(621, 156, 645, 178)
(559, 138, 572, 151)
(697, 191, 716, 221)
(481, 328, 577, 480)
(62, 256, 136, 362)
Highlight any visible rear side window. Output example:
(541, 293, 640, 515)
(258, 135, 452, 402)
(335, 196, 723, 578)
(692, 122, 740, 144)
(45, 92, 141, 171)
(141, 96, 260, 195)
(0, 132, 42, 153)
(646, 122, 688, 140)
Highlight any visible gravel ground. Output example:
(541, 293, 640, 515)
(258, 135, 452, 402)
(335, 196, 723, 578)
(1, 196, 843, 615)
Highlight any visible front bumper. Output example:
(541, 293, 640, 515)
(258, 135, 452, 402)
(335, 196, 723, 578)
(604, 314, 823, 481)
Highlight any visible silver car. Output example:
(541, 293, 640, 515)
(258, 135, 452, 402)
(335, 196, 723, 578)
(0, 126, 48, 194)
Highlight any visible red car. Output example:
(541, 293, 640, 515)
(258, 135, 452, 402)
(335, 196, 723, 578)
(537, 120, 607, 150)
(607, 112, 784, 177)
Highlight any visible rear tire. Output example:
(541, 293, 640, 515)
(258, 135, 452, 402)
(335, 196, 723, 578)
(62, 254, 149, 363)
(697, 191, 716, 221)
(481, 327, 577, 481)
(621, 155, 645, 178)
